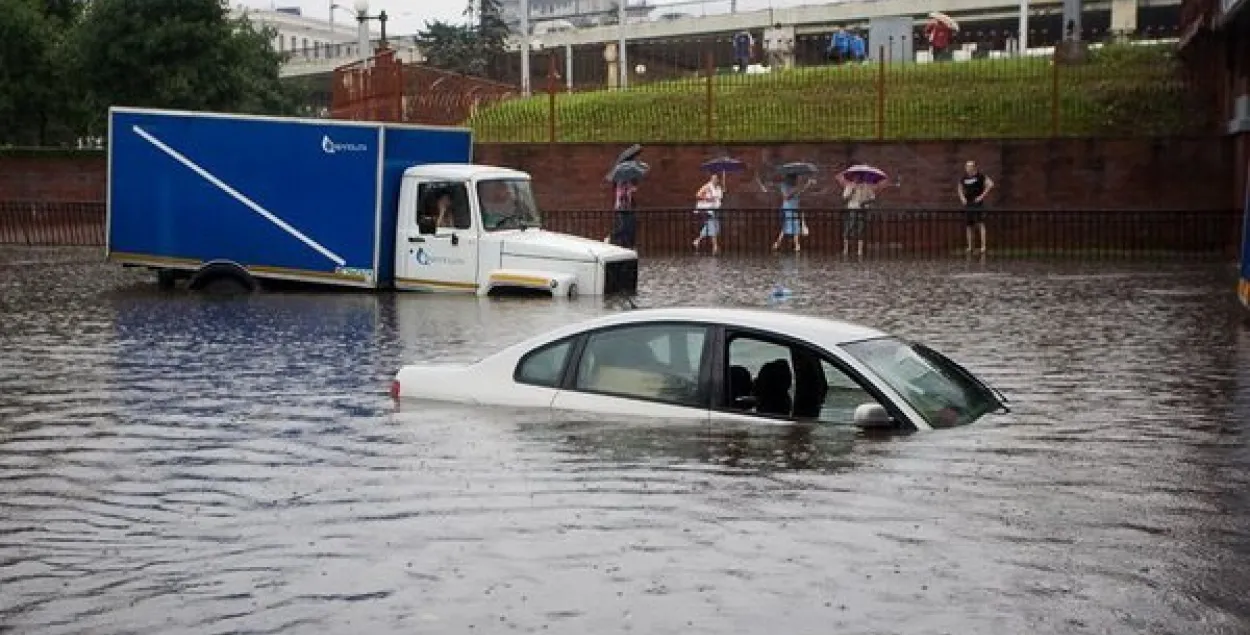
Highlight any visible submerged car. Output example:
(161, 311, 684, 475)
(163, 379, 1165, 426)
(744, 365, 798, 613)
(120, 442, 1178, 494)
(391, 307, 1010, 431)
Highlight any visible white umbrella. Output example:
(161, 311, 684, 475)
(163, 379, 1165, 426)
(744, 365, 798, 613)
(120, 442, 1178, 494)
(929, 11, 959, 31)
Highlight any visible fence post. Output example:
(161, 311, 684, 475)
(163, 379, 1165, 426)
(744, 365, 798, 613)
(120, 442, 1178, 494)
(705, 51, 715, 143)
(1050, 57, 1060, 137)
(547, 53, 558, 143)
(876, 46, 886, 140)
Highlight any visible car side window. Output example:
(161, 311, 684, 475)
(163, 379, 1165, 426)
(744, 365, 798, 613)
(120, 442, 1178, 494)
(515, 338, 574, 388)
(723, 332, 881, 424)
(574, 324, 708, 407)
(417, 181, 473, 231)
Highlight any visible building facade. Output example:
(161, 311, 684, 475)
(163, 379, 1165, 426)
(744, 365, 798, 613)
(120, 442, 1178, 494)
(500, 0, 652, 32)
(231, 5, 383, 63)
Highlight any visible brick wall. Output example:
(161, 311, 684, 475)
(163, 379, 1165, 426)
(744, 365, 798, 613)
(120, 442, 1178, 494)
(0, 154, 107, 202)
(475, 138, 1235, 212)
(1, 137, 1233, 211)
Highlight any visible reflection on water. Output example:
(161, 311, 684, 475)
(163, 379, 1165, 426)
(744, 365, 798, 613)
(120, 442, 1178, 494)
(1, 247, 1249, 634)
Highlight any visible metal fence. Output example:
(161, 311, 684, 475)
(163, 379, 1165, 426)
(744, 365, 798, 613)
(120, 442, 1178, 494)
(2, 202, 1237, 259)
(0, 202, 105, 247)
(320, 25, 1207, 144)
(456, 26, 1200, 143)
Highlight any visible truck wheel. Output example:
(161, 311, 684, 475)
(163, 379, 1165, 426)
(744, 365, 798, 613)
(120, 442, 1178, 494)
(188, 262, 257, 295)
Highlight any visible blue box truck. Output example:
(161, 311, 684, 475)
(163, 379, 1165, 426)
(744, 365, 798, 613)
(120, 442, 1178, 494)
(107, 107, 638, 297)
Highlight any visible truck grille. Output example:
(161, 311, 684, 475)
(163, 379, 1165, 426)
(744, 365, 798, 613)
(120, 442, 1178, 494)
(604, 259, 638, 295)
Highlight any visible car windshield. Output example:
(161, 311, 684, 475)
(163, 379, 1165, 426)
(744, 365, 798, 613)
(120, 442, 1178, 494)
(477, 179, 542, 231)
(840, 337, 1003, 429)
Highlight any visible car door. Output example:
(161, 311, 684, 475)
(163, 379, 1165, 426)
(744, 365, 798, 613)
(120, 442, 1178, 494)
(710, 327, 911, 428)
(550, 322, 713, 423)
(394, 180, 480, 293)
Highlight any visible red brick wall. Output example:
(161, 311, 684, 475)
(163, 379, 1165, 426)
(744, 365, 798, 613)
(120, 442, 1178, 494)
(476, 138, 1234, 212)
(0, 137, 1232, 211)
(0, 154, 107, 202)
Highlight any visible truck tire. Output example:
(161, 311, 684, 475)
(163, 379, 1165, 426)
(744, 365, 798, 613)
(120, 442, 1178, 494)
(188, 262, 257, 295)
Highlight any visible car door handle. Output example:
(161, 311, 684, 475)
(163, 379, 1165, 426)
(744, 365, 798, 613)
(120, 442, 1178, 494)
(407, 236, 424, 243)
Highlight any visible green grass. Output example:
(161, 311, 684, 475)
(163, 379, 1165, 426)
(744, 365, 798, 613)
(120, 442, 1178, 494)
(469, 44, 1201, 143)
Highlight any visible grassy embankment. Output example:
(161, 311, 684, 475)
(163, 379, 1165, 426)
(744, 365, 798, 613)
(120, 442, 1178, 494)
(468, 44, 1198, 143)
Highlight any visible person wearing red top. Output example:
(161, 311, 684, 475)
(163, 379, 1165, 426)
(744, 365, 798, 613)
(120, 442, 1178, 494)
(924, 18, 953, 61)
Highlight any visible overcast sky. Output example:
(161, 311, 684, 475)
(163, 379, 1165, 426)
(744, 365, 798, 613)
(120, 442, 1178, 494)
(236, 0, 810, 35)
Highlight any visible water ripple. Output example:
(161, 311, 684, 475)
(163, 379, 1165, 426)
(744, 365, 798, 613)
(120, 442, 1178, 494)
(0, 249, 1248, 634)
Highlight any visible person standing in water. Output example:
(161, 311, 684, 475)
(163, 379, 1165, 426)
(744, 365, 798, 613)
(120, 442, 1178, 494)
(957, 160, 994, 254)
(692, 172, 724, 254)
(770, 174, 810, 253)
(835, 172, 887, 257)
(606, 178, 639, 248)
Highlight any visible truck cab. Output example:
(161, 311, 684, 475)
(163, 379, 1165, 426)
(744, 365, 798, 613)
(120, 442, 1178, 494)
(395, 164, 637, 297)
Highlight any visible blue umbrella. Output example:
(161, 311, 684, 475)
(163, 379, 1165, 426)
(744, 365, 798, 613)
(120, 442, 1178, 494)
(701, 156, 746, 174)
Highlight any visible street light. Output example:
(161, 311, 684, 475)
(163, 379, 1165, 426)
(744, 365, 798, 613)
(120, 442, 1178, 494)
(353, 0, 389, 61)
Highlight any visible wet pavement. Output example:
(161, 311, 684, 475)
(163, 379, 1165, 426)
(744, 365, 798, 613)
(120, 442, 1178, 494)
(2, 247, 1249, 634)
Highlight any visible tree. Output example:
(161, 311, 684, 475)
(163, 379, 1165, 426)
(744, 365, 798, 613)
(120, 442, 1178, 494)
(72, 0, 297, 134)
(416, 0, 510, 78)
(0, 0, 84, 145)
(415, 21, 480, 76)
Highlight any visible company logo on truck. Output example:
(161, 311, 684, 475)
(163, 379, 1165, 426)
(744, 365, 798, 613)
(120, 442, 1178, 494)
(321, 135, 368, 154)
(413, 248, 466, 267)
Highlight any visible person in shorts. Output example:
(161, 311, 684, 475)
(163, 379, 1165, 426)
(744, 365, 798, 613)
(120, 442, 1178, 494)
(957, 160, 994, 254)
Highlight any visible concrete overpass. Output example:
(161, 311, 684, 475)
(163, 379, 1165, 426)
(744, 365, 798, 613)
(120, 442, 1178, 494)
(278, 0, 1176, 78)
(512, 0, 1173, 49)
(279, 44, 424, 78)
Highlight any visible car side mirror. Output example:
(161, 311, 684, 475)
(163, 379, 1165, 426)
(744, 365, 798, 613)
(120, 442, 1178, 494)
(417, 216, 437, 235)
(853, 403, 893, 429)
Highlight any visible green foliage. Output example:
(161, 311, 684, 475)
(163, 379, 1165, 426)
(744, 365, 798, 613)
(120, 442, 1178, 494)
(0, 0, 83, 145)
(469, 43, 1204, 143)
(0, 0, 301, 146)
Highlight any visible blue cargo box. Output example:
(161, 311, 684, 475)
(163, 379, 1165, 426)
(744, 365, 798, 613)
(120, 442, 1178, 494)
(107, 107, 473, 288)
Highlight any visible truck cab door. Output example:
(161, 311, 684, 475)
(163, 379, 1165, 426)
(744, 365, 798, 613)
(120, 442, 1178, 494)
(395, 180, 480, 293)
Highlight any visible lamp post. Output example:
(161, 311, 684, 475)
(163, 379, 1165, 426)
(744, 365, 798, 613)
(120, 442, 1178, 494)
(353, 0, 389, 62)
(520, 0, 531, 96)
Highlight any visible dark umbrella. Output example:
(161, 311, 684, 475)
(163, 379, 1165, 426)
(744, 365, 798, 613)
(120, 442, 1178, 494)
(607, 160, 649, 183)
(701, 156, 746, 174)
(614, 144, 643, 165)
(776, 161, 818, 177)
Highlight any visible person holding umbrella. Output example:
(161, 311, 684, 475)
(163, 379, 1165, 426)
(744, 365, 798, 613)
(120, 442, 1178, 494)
(835, 164, 892, 257)
(691, 173, 724, 254)
(692, 156, 745, 255)
(925, 12, 957, 61)
(761, 162, 816, 253)
(604, 145, 646, 249)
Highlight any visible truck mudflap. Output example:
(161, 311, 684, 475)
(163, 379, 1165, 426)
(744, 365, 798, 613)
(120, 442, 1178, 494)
(481, 269, 579, 298)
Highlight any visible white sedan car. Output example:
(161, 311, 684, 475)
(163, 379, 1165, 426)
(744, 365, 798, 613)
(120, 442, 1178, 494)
(391, 307, 1010, 431)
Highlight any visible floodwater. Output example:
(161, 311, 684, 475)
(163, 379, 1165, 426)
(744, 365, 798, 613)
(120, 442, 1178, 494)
(2, 247, 1249, 634)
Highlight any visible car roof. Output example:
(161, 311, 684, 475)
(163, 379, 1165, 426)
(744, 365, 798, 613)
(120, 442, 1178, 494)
(553, 307, 888, 346)
(403, 164, 529, 181)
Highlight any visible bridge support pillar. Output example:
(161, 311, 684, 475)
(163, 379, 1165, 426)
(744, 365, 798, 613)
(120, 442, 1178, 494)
(604, 43, 620, 90)
(1110, 0, 1137, 39)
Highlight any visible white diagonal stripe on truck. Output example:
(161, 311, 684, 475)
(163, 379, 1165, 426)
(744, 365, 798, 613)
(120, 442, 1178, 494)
(131, 125, 347, 267)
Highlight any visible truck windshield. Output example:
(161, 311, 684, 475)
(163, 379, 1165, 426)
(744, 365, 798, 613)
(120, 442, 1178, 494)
(478, 179, 542, 231)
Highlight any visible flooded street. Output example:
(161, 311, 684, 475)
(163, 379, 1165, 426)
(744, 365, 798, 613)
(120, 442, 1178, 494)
(2, 247, 1249, 634)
